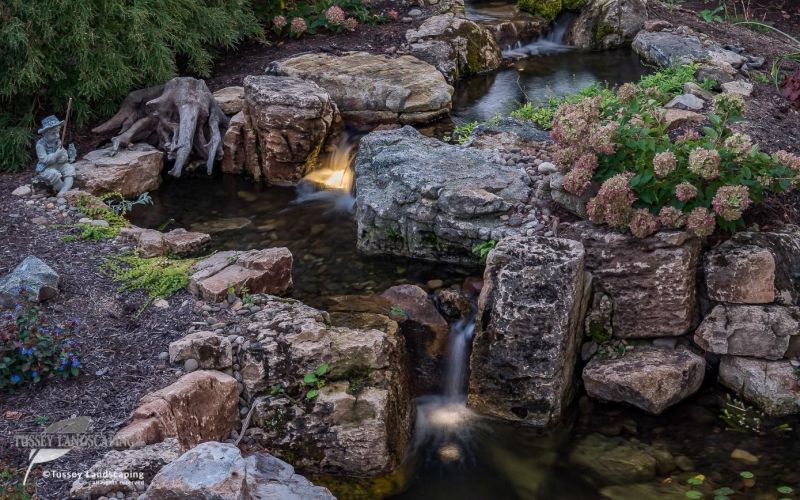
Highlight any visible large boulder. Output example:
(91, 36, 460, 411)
(694, 305, 800, 360)
(241, 296, 411, 476)
(0, 256, 59, 305)
(240, 75, 339, 184)
(169, 331, 234, 370)
(705, 229, 800, 305)
(70, 439, 182, 499)
(468, 236, 587, 426)
(268, 52, 453, 126)
(632, 29, 747, 70)
(73, 144, 163, 198)
(406, 14, 502, 83)
(567, 0, 648, 50)
(188, 248, 293, 302)
(719, 356, 800, 416)
(143, 442, 334, 500)
(112, 370, 238, 450)
(355, 126, 531, 264)
(582, 346, 706, 414)
(560, 223, 700, 338)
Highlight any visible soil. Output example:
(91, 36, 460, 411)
(0, 173, 210, 498)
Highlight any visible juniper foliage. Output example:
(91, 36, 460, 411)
(0, 0, 262, 172)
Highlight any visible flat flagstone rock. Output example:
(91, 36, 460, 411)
(73, 143, 163, 198)
(188, 248, 292, 302)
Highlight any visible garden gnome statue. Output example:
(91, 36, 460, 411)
(35, 115, 77, 195)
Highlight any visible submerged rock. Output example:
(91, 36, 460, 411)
(570, 434, 677, 484)
(73, 144, 163, 198)
(0, 256, 60, 305)
(719, 356, 800, 416)
(560, 223, 700, 338)
(188, 248, 293, 302)
(582, 346, 706, 415)
(567, 0, 647, 50)
(268, 52, 453, 126)
(406, 14, 502, 83)
(243, 296, 411, 476)
(112, 370, 238, 450)
(355, 126, 531, 264)
(468, 236, 587, 426)
(694, 305, 800, 360)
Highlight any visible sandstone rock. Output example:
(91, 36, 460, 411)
(243, 75, 339, 184)
(434, 287, 472, 321)
(162, 229, 211, 256)
(405, 14, 502, 83)
(0, 256, 59, 305)
(221, 111, 247, 175)
(70, 439, 181, 499)
(169, 331, 233, 369)
(188, 248, 292, 302)
(468, 236, 587, 426)
(722, 80, 754, 97)
(683, 81, 715, 100)
(268, 52, 453, 125)
(549, 172, 593, 218)
(719, 356, 800, 416)
(706, 230, 800, 305)
(560, 223, 700, 338)
(112, 370, 238, 450)
(73, 144, 163, 198)
(582, 346, 706, 414)
(381, 284, 449, 356)
(213, 86, 244, 115)
(665, 93, 704, 111)
(144, 442, 248, 499)
(479, 13, 548, 48)
(137, 229, 167, 258)
(120, 226, 210, 258)
(663, 109, 705, 129)
(355, 126, 531, 264)
(567, 0, 647, 50)
(694, 305, 800, 359)
(244, 296, 411, 475)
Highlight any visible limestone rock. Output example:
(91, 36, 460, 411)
(0, 256, 59, 305)
(268, 52, 453, 125)
(582, 346, 706, 414)
(719, 356, 800, 416)
(73, 144, 163, 198)
(694, 305, 800, 359)
(112, 370, 238, 450)
(665, 93, 704, 111)
(213, 86, 244, 115)
(355, 126, 531, 264)
(663, 109, 705, 129)
(120, 226, 210, 258)
(560, 223, 700, 338)
(70, 439, 181, 499)
(188, 248, 292, 302)
(632, 30, 741, 68)
(567, 0, 647, 50)
(705, 230, 800, 305)
(722, 80, 754, 97)
(144, 442, 248, 499)
(243, 75, 339, 184)
(405, 14, 502, 83)
(244, 296, 411, 475)
(244, 452, 335, 499)
(163, 229, 211, 256)
(169, 331, 233, 369)
(468, 236, 587, 426)
(12, 185, 31, 196)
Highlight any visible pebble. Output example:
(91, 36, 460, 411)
(12, 185, 31, 196)
(730, 448, 759, 465)
(427, 279, 444, 290)
(408, 8, 422, 16)
(184, 359, 199, 372)
(537, 162, 558, 174)
(158, 352, 169, 361)
(31, 217, 49, 225)
(153, 299, 169, 309)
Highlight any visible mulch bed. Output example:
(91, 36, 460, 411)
(0, 173, 206, 498)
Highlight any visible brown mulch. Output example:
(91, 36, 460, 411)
(0, 173, 205, 498)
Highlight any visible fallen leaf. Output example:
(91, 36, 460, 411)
(3, 410, 24, 421)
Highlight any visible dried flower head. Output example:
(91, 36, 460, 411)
(723, 133, 753, 159)
(676, 129, 701, 142)
(563, 167, 594, 196)
(773, 150, 800, 172)
(617, 83, 636, 103)
(712, 93, 746, 117)
(344, 17, 358, 31)
(273, 15, 287, 29)
(688, 148, 720, 180)
(629, 208, 660, 238)
(586, 173, 636, 229)
(686, 207, 716, 237)
(658, 206, 686, 228)
(653, 151, 677, 178)
(712, 185, 752, 221)
(675, 182, 698, 202)
(325, 6, 346, 25)
(387, 9, 400, 21)
(290, 17, 307, 36)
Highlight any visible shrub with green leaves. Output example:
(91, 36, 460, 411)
(1, 296, 81, 390)
(101, 253, 198, 309)
(551, 83, 800, 238)
(263, 0, 385, 38)
(0, 0, 262, 172)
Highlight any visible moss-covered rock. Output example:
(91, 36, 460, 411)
(518, 0, 563, 22)
(563, 0, 587, 9)
(566, 0, 647, 49)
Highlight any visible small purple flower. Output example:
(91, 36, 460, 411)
(31, 370, 39, 379)
(9, 374, 22, 384)
(71, 358, 81, 368)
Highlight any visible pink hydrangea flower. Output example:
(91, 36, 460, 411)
(675, 182, 698, 202)
(325, 6, 346, 25)
(723, 133, 753, 158)
(273, 15, 287, 29)
(712, 185, 751, 221)
(629, 208, 660, 238)
(344, 17, 358, 31)
(290, 17, 307, 36)
(586, 173, 636, 229)
(653, 151, 676, 179)
(563, 167, 594, 196)
(774, 150, 800, 171)
(658, 206, 686, 228)
(688, 148, 720, 180)
(686, 207, 716, 237)
(616, 83, 636, 103)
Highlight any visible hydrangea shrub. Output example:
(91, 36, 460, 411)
(552, 83, 800, 238)
(0, 296, 81, 390)
(268, 1, 383, 37)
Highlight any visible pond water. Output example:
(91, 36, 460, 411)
(128, 9, 800, 499)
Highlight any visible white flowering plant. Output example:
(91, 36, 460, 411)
(552, 82, 800, 238)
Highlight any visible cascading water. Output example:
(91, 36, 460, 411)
(502, 14, 575, 58)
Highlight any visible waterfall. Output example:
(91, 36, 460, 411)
(442, 318, 476, 400)
(502, 14, 575, 58)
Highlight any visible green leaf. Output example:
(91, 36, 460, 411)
(713, 487, 735, 496)
(315, 363, 329, 377)
(739, 471, 754, 479)
(703, 127, 719, 140)
(685, 491, 703, 499)
(305, 388, 319, 400)
(777, 486, 793, 494)
(303, 372, 318, 384)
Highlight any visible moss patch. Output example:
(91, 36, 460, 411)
(518, 0, 563, 22)
(562, 0, 587, 9)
